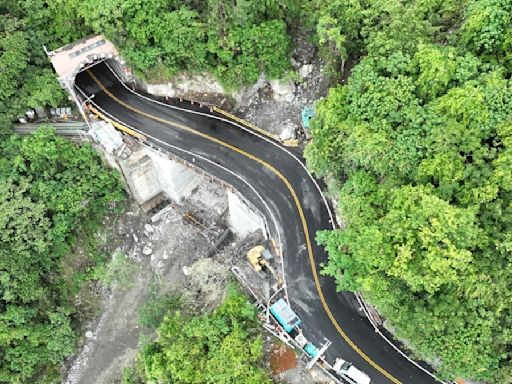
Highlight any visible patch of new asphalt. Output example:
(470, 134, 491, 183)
(75, 62, 437, 384)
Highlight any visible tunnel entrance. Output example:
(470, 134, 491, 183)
(47, 35, 132, 128)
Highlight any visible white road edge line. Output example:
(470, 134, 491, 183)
(354, 294, 449, 384)
(88, 66, 447, 383)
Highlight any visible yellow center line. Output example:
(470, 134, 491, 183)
(86, 69, 402, 384)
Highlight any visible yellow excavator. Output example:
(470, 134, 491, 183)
(247, 245, 283, 284)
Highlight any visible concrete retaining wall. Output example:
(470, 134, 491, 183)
(227, 190, 267, 238)
(121, 149, 161, 205)
(146, 150, 203, 203)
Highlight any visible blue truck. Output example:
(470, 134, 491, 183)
(270, 298, 301, 333)
(301, 106, 315, 140)
(301, 107, 315, 129)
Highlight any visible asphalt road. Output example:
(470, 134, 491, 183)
(75, 62, 438, 384)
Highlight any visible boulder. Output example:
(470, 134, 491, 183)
(269, 79, 296, 102)
(89, 121, 123, 154)
(279, 121, 297, 141)
(298, 64, 314, 79)
(144, 223, 154, 234)
(233, 73, 268, 106)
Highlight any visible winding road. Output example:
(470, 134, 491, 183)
(74, 62, 439, 384)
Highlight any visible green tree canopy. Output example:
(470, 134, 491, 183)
(128, 288, 272, 384)
(459, 0, 512, 69)
(66, 0, 299, 87)
(0, 1, 88, 131)
(307, 1, 512, 381)
(0, 128, 124, 383)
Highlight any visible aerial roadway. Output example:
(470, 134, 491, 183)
(75, 61, 439, 384)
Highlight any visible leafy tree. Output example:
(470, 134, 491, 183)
(412, 44, 458, 100)
(307, 1, 512, 381)
(459, 0, 512, 70)
(304, 86, 348, 176)
(0, 16, 30, 128)
(211, 19, 291, 88)
(308, 53, 428, 180)
(0, 128, 124, 383)
(0, 1, 84, 131)
(125, 288, 272, 384)
(102, 3, 209, 80)
(313, 0, 464, 77)
(68, 0, 293, 87)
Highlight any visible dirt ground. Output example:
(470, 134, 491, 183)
(267, 341, 335, 384)
(271, 344, 298, 374)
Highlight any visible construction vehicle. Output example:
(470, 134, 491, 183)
(333, 358, 371, 384)
(247, 245, 282, 284)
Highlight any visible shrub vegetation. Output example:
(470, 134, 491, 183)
(123, 288, 272, 384)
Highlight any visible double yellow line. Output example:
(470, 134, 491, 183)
(86, 69, 402, 384)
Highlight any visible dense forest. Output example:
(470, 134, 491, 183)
(0, 1, 70, 130)
(0, 129, 124, 382)
(306, 1, 512, 382)
(1, 0, 512, 383)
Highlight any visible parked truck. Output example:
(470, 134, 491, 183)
(270, 298, 301, 333)
(333, 358, 371, 384)
(270, 299, 323, 360)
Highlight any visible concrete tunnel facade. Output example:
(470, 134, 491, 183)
(48, 34, 132, 122)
